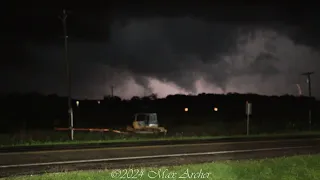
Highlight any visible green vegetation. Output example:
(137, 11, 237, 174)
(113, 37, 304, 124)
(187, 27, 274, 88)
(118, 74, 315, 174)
(0, 130, 320, 147)
(3, 154, 320, 180)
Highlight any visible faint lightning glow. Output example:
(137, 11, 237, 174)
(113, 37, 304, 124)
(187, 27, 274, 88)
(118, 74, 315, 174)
(296, 84, 302, 96)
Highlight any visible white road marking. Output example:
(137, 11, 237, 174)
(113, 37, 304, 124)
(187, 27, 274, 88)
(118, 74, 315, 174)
(0, 145, 314, 168)
(1, 138, 319, 155)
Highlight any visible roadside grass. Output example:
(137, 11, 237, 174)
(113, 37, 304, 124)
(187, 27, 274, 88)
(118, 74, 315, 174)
(3, 154, 320, 180)
(1, 130, 320, 147)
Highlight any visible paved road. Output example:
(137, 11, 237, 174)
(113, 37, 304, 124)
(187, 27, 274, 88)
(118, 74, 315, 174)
(0, 138, 319, 177)
(1, 134, 320, 153)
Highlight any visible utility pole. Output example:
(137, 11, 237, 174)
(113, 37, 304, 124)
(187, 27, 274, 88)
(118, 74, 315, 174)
(110, 85, 114, 97)
(301, 72, 314, 130)
(246, 101, 252, 135)
(59, 9, 74, 140)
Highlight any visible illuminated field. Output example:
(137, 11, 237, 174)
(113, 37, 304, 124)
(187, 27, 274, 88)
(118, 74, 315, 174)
(3, 154, 320, 180)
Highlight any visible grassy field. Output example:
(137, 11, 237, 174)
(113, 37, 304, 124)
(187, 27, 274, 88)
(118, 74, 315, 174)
(1, 120, 318, 147)
(3, 154, 320, 180)
(0, 129, 320, 147)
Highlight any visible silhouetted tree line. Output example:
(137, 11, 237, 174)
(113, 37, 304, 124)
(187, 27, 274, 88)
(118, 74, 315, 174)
(0, 92, 318, 133)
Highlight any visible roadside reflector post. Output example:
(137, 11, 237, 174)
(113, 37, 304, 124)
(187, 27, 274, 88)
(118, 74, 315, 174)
(246, 101, 252, 135)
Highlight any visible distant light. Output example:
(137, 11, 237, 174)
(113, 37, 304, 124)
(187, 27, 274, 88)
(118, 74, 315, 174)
(184, 108, 188, 112)
(97, 101, 100, 104)
(76, 101, 79, 107)
(214, 107, 218, 111)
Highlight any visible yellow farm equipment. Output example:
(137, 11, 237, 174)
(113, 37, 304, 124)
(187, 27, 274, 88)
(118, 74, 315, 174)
(55, 112, 167, 135)
(126, 113, 167, 135)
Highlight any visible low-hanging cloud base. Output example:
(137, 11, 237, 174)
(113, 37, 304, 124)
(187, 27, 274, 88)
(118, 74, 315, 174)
(2, 16, 319, 100)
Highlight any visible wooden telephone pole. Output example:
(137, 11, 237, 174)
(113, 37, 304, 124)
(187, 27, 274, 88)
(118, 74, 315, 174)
(110, 85, 114, 97)
(59, 9, 73, 140)
(301, 71, 314, 130)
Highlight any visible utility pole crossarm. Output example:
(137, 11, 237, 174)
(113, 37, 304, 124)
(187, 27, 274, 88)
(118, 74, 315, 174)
(301, 71, 314, 97)
(301, 72, 314, 75)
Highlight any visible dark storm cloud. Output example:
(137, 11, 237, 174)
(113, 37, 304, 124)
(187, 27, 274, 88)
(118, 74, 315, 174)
(3, 4, 320, 98)
(250, 52, 280, 76)
(102, 16, 313, 94)
(21, 42, 134, 98)
(103, 17, 244, 91)
(99, 4, 319, 95)
(0, 39, 33, 68)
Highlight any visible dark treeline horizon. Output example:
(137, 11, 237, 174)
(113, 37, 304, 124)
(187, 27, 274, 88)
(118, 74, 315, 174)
(0, 92, 318, 135)
(0, 91, 317, 101)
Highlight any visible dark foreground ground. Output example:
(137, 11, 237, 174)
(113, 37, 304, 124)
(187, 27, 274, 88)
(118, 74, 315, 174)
(0, 137, 319, 178)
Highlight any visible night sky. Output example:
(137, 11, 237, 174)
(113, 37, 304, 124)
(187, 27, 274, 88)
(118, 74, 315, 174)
(3, 2, 320, 99)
